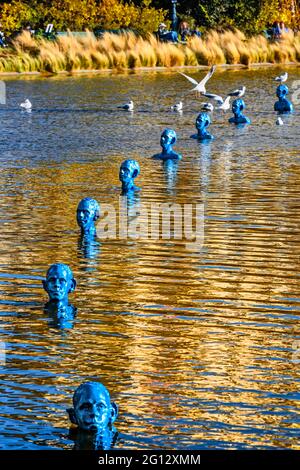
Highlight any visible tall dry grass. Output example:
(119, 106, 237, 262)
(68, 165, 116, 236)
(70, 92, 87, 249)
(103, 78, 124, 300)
(0, 29, 300, 73)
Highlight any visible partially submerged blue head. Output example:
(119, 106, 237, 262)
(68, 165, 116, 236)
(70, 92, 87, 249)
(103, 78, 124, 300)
(160, 128, 177, 153)
(276, 84, 289, 99)
(42, 263, 76, 303)
(229, 98, 250, 124)
(192, 112, 214, 140)
(196, 111, 211, 131)
(67, 382, 118, 432)
(77, 198, 100, 234)
(232, 98, 245, 116)
(119, 159, 140, 193)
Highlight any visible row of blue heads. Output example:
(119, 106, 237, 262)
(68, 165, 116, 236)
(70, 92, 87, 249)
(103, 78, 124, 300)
(43, 87, 295, 307)
(42, 86, 293, 441)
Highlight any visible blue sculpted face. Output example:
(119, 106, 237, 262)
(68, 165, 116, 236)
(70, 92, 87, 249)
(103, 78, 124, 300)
(232, 98, 244, 117)
(42, 263, 76, 302)
(276, 84, 288, 100)
(160, 128, 177, 153)
(77, 198, 100, 233)
(196, 112, 210, 132)
(119, 159, 140, 192)
(67, 382, 118, 432)
(274, 84, 293, 113)
(229, 98, 250, 124)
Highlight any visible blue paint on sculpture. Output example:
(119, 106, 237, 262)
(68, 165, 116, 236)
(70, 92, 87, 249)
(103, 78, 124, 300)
(119, 159, 140, 194)
(191, 112, 214, 140)
(67, 382, 118, 447)
(69, 426, 118, 450)
(43, 263, 77, 329)
(43, 263, 76, 303)
(274, 84, 293, 114)
(77, 198, 100, 236)
(228, 98, 251, 124)
(44, 302, 77, 329)
(152, 128, 182, 160)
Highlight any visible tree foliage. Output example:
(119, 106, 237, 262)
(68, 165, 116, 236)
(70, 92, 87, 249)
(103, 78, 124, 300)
(0, 0, 299, 34)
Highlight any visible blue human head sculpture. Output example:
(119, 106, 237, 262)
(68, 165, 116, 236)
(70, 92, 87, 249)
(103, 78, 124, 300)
(42, 263, 76, 303)
(77, 198, 100, 234)
(275, 84, 293, 114)
(161, 128, 177, 151)
(119, 159, 140, 194)
(192, 112, 214, 140)
(229, 98, 251, 124)
(276, 84, 289, 99)
(67, 382, 118, 432)
(153, 128, 182, 160)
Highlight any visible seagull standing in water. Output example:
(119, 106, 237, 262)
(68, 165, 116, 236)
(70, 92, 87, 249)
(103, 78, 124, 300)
(118, 100, 134, 111)
(276, 117, 284, 125)
(275, 72, 288, 83)
(20, 98, 32, 110)
(171, 101, 183, 112)
(179, 65, 216, 94)
(228, 86, 246, 98)
(201, 102, 214, 112)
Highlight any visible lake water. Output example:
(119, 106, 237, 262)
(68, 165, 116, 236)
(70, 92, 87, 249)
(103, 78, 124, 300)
(0, 66, 299, 450)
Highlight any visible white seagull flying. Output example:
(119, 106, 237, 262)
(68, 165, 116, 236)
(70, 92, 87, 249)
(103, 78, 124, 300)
(201, 92, 224, 105)
(179, 65, 216, 94)
(118, 100, 134, 111)
(218, 96, 231, 111)
(20, 98, 32, 110)
(274, 72, 288, 83)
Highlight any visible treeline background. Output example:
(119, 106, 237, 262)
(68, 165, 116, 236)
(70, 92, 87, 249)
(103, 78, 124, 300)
(0, 0, 299, 35)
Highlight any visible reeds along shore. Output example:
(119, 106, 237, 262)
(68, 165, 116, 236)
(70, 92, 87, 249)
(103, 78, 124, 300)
(1, 29, 300, 73)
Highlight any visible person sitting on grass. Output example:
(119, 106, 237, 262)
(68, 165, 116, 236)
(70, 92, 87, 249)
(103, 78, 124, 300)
(157, 23, 178, 43)
(178, 21, 190, 41)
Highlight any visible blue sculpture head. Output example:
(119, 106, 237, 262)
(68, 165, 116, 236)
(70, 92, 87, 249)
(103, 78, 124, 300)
(276, 84, 289, 99)
(160, 128, 177, 153)
(153, 128, 182, 160)
(229, 98, 250, 124)
(67, 382, 118, 432)
(42, 263, 76, 303)
(191, 112, 213, 140)
(274, 84, 293, 114)
(196, 112, 211, 131)
(77, 198, 100, 234)
(119, 159, 140, 193)
(232, 98, 245, 117)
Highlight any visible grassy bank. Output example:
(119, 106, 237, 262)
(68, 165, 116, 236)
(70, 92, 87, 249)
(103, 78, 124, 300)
(1, 29, 300, 73)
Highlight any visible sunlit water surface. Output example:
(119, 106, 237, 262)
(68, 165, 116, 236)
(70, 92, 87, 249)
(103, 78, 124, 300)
(0, 67, 299, 449)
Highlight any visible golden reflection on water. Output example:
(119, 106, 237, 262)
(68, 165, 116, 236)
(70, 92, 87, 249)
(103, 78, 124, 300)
(0, 68, 300, 449)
